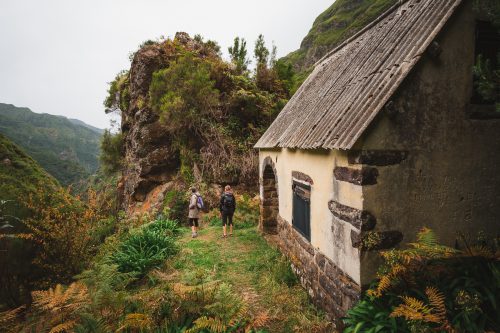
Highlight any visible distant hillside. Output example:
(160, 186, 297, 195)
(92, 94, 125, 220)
(282, 0, 397, 72)
(0, 103, 102, 186)
(0, 133, 59, 219)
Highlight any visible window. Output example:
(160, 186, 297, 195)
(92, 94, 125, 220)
(292, 181, 311, 241)
(470, 19, 500, 118)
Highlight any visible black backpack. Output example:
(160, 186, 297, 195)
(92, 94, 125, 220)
(223, 193, 235, 210)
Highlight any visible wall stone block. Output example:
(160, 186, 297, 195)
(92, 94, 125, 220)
(329, 200, 376, 231)
(334, 166, 379, 185)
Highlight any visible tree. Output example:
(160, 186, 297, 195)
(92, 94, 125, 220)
(269, 42, 278, 68)
(228, 37, 250, 73)
(254, 34, 269, 67)
(99, 130, 124, 175)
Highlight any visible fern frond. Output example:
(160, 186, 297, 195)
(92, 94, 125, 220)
(48, 320, 76, 333)
(466, 245, 497, 258)
(250, 310, 270, 328)
(121, 313, 153, 331)
(368, 264, 406, 297)
(187, 316, 226, 333)
(425, 287, 447, 320)
(0, 305, 26, 325)
(415, 227, 437, 247)
(391, 288, 453, 331)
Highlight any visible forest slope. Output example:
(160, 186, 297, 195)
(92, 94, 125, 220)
(0, 103, 102, 186)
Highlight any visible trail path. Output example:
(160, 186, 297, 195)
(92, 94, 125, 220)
(168, 224, 332, 332)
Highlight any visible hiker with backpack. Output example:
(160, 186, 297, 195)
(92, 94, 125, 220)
(220, 185, 236, 238)
(189, 187, 204, 238)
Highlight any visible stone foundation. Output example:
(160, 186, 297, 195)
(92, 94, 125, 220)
(275, 214, 361, 328)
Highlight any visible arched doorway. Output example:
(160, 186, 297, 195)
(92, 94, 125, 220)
(260, 158, 278, 234)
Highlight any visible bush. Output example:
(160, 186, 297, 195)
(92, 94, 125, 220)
(15, 187, 109, 288)
(111, 228, 178, 276)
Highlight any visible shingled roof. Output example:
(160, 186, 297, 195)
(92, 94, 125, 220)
(255, 0, 463, 150)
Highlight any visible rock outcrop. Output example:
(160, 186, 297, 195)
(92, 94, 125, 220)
(119, 33, 221, 215)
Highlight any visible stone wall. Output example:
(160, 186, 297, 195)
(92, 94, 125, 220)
(276, 214, 361, 328)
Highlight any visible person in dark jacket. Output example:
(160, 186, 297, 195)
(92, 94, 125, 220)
(220, 185, 236, 238)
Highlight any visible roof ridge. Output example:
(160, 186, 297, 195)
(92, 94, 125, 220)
(314, 0, 410, 68)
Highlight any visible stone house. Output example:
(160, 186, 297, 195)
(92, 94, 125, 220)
(255, 0, 500, 324)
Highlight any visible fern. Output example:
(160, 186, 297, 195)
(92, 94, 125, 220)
(73, 313, 110, 333)
(49, 320, 77, 333)
(0, 305, 26, 332)
(187, 316, 226, 333)
(390, 287, 453, 332)
(118, 313, 153, 331)
(30, 282, 89, 333)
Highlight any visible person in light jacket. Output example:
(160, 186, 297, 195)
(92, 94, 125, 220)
(188, 187, 200, 238)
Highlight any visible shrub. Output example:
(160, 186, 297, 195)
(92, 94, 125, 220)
(111, 228, 178, 276)
(14, 187, 109, 288)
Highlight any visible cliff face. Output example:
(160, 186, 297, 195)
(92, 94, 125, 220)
(282, 0, 397, 71)
(119, 41, 177, 214)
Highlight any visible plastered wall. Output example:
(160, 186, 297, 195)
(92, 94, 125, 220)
(259, 148, 363, 284)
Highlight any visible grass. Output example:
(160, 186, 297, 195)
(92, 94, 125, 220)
(167, 222, 332, 332)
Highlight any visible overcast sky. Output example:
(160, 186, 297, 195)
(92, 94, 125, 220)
(0, 0, 333, 129)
